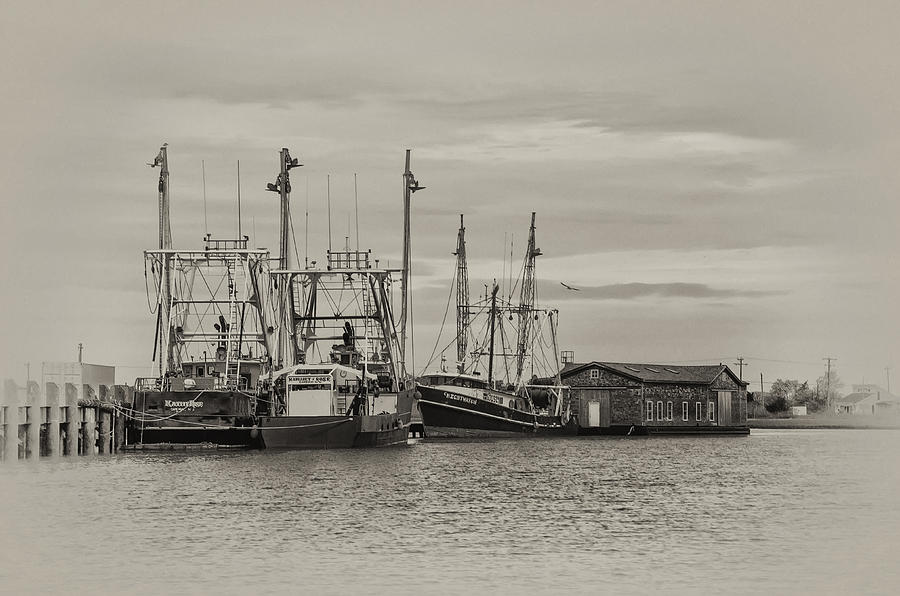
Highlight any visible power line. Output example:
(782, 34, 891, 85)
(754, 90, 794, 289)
(824, 356, 837, 411)
(734, 356, 745, 381)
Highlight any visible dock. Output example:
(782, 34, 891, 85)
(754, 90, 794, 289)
(0, 362, 131, 460)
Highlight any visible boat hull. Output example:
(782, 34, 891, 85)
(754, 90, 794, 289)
(255, 412, 408, 449)
(416, 385, 567, 439)
(126, 389, 258, 447)
(127, 388, 415, 450)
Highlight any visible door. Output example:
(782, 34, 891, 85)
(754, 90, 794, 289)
(717, 391, 732, 426)
(599, 391, 611, 427)
(587, 401, 600, 427)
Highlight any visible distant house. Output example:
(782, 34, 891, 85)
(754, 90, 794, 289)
(836, 385, 900, 415)
(560, 361, 749, 435)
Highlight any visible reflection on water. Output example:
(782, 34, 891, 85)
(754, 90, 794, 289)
(2, 430, 899, 595)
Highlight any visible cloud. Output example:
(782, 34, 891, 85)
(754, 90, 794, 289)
(543, 281, 783, 301)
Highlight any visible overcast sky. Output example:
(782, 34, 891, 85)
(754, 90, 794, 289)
(1, 1, 897, 390)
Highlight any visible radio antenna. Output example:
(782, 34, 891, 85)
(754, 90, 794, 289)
(327, 174, 333, 254)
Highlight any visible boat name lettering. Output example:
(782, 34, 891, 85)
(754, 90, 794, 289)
(164, 400, 203, 410)
(289, 375, 333, 385)
(481, 393, 503, 405)
(443, 392, 477, 405)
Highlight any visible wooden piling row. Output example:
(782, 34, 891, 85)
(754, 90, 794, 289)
(0, 377, 132, 461)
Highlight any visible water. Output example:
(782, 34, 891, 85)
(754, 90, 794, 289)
(2, 430, 899, 595)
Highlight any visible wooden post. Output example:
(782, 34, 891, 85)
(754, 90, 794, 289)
(114, 409, 125, 452)
(2, 380, 18, 460)
(82, 407, 96, 455)
(47, 383, 60, 457)
(65, 383, 79, 456)
(25, 383, 40, 459)
(97, 410, 109, 454)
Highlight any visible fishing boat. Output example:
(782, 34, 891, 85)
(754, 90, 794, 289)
(416, 213, 572, 438)
(125, 145, 420, 449)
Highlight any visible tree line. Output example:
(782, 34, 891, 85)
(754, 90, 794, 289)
(756, 371, 843, 413)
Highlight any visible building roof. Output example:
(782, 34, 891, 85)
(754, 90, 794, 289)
(561, 361, 747, 386)
(838, 391, 900, 405)
(838, 392, 874, 404)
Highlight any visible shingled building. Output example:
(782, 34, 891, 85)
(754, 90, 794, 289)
(560, 361, 749, 435)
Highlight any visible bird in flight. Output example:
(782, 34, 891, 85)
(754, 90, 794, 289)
(560, 282, 581, 291)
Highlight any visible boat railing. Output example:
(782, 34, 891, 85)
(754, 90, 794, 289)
(326, 248, 371, 270)
(203, 234, 249, 251)
(219, 375, 250, 391)
(135, 377, 162, 392)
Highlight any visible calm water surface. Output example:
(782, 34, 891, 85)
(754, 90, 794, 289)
(2, 430, 899, 595)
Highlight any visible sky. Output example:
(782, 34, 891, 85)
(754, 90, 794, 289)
(1, 1, 897, 391)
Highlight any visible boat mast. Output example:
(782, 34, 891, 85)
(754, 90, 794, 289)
(453, 214, 469, 372)
(149, 144, 173, 376)
(267, 147, 301, 271)
(266, 148, 302, 368)
(487, 283, 499, 386)
(515, 212, 541, 385)
(400, 149, 424, 376)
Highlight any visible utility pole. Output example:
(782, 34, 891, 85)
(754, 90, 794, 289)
(734, 356, 745, 381)
(824, 357, 836, 412)
(759, 372, 764, 414)
(886, 367, 891, 394)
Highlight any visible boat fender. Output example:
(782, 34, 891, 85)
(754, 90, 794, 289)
(250, 425, 259, 440)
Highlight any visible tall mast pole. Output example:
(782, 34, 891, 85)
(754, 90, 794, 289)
(267, 148, 302, 367)
(400, 149, 424, 375)
(453, 214, 470, 371)
(515, 212, 541, 386)
(488, 283, 499, 386)
(150, 144, 173, 376)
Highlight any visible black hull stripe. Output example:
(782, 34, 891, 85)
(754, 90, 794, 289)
(417, 398, 536, 427)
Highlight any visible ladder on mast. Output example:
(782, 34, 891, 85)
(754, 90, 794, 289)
(225, 256, 240, 389)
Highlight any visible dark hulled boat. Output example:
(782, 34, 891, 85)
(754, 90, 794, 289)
(416, 213, 572, 439)
(124, 145, 419, 450)
(416, 372, 567, 438)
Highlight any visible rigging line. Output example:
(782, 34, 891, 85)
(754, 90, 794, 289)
(429, 300, 491, 376)
(181, 263, 207, 353)
(197, 262, 232, 354)
(467, 306, 494, 378)
(420, 262, 457, 375)
(533, 315, 554, 377)
(497, 312, 513, 383)
(743, 356, 823, 366)
(144, 257, 159, 314)
(509, 245, 528, 300)
(288, 183, 302, 270)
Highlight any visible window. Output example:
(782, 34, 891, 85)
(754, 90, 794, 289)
(590, 369, 599, 380)
(666, 401, 673, 421)
(682, 402, 689, 421)
(696, 401, 702, 421)
(197, 366, 205, 377)
(656, 401, 663, 421)
(708, 401, 716, 422)
(646, 401, 653, 421)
